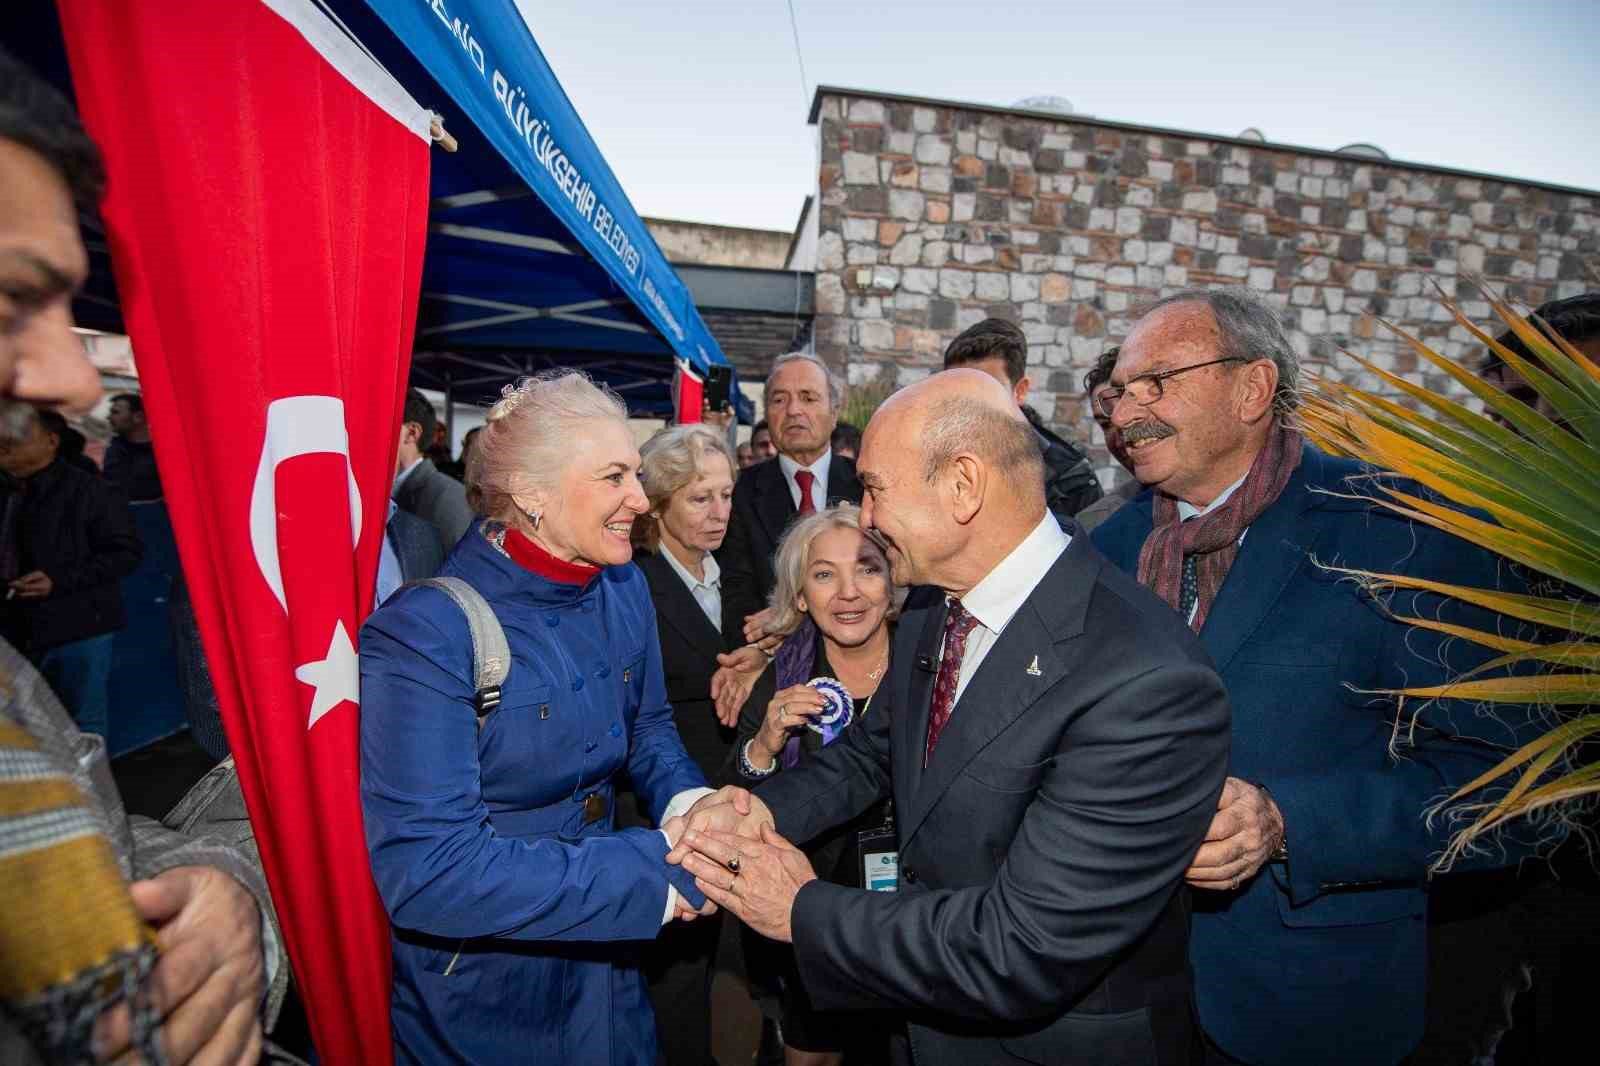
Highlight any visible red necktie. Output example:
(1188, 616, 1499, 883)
(794, 469, 817, 515)
(925, 600, 980, 765)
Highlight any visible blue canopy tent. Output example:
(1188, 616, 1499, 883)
(15, 0, 752, 421)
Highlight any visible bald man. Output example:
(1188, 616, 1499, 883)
(674, 370, 1231, 1066)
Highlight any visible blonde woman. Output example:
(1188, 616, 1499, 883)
(360, 371, 712, 1066)
(727, 503, 897, 1066)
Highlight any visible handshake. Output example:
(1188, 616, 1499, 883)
(661, 786, 817, 944)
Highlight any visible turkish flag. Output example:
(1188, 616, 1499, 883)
(675, 361, 704, 424)
(57, 2, 431, 1061)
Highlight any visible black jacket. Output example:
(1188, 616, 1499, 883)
(102, 435, 164, 502)
(0, 459, 142, 654)
(1022, 405, 1103, 520)
(635, 549, 732, 779)
(715, 452, 862, 644)
(755, 535, 1231, 1066)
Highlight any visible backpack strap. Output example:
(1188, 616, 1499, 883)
(407, 577, 510, 720)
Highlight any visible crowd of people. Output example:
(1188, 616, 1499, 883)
(2, 38, 1598, 1066)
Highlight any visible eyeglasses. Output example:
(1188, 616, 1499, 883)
(1093, 357, 1247, 419)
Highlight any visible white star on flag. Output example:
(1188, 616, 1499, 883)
(295, 619, 360, 730)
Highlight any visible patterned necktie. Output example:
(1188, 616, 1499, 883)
(1179, 554, 1199, 620)
(925, 600, 981, 765)
(794, 469, 817, 515)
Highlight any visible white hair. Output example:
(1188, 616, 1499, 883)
(766, 351, 846, 412)
(467, 370, 628, 528)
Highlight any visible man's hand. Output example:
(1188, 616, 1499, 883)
(94, 865, 264, 1065)
(711, 646, 771, 727)
(680, 824, 816, 943)
(1186, 777, 1284, 891)
(666, 786, 774, 864)
(10, 570, 52, 599)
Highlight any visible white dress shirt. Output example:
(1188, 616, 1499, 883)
(777, 447, 831, 512)
(1174, 473, 1248, 625)
(660, 545, 722, 633)
(946, 512, 1072, 704)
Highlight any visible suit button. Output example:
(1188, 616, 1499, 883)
(902, 867, 918, 884)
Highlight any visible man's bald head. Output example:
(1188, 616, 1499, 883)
(857, 369, 1047, 594)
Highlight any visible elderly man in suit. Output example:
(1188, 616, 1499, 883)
(717, 352, 862, 649)
(1091, 288, 1538, 1065)
(673, 369, 1231, 1066)
(392, 386, 474, 550)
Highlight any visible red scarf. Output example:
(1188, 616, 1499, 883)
(1136, 419, 1302, 632)
(502, 528, 601, 586)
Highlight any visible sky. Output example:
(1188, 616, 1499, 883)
(513, 0, 1600, 235)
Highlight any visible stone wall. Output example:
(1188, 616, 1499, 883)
(809, 91, 1599, 484)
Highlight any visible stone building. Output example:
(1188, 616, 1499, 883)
(803, 87, 1599, 483)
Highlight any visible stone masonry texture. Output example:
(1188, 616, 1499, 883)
(810, 91, 1599, 486)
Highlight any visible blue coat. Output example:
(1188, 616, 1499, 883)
(360, 525, 708, 1065)
(1093, 445, 1537, 1065)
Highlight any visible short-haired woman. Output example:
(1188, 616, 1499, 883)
(728, 504, 897, 1066)
(627, 422, 740, 1064)
(360, 370, 712, 1066)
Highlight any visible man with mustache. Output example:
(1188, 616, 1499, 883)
(716, 352, 862, 648)
(0, 47, 282, 1064)
(1091, 288, 1540, 1065)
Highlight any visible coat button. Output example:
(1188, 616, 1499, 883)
(584, 739, 597, 753)
(572, 676, 584, 692)
(609, 723, 622, 738)
(596, 664, 611, 679)
(902, 867, 918, 884)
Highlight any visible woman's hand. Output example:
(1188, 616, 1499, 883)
(751, 684, 825, 766)
(711, 646, 769, 727)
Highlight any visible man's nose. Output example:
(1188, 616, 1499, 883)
(11, 304, 103, 414)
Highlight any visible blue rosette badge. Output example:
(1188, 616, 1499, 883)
(805, 677, 854, 745)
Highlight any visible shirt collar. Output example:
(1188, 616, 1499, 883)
(778, 447, 831, 485)
(659, 543, 720, 591)
(392, 456, 425, 494)
(1175, 472, 1248, 522)
(958, 512, 1071, 635)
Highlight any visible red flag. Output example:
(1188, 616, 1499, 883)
(675, 360, 704, 424)
(57, 2, 431, 1061)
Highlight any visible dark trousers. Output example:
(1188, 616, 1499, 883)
(39, 632, 114, 738)
(645, 910, 722, 1066)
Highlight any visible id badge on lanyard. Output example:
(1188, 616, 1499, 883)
(856, 803, 899, 892)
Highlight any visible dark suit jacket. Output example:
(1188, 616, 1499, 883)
(756, 532, 1231, 1066)
(635, 549, 732, 779)
(1093, 445, 1538, 1066)
(387, 506, 445, 584)
(393, 458, 474, 552)
(716, 453, 862, 643)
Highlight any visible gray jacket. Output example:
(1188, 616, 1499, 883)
(393, 457, 475, 550)
(0, 638, 287, 1064)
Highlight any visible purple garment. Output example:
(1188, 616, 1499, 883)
(773, 616, 819, 770)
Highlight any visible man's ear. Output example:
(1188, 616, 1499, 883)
(1013, 374, 1032, 408)
(399, 421, 422, 447)
(946, 454, 985, 525)
(1238, 361, 1279, 423)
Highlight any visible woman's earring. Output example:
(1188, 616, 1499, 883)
(526, 509, 542, 531)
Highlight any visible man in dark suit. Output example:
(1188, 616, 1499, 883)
(392, 386, 473, 551)
(1091, 289, 1538, 1065)
(672, 369, 1231, 1066)
(717, 352, 861, 646)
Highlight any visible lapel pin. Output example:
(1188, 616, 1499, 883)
(1026, 655, 1042, 677)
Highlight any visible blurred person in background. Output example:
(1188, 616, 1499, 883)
(736, 440, 755, 470)
(393, 385, 474, 550)
(36, 407, 95, 474)
(748, 418, 777, 464)
(1072, 347, 1142, 532)
(828, 421, 861, 463)
(103, 390, 163, 502)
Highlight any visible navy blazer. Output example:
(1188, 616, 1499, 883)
(754, 532, 1231, 1066)
(716, 453, 862, 643)
(1094, 444, 1537, 1065)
